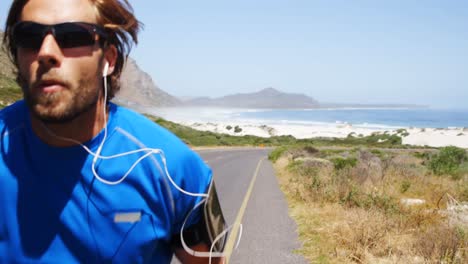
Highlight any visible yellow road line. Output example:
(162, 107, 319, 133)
(223, 157, 265, 263)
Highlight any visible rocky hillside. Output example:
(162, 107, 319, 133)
(186, 87, 320, 108)
(0, 32, 15, 79)
(114, 57, 181, 107)
(0, 32, 22, 107)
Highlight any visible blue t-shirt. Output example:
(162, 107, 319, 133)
(0, 101, 212, 263)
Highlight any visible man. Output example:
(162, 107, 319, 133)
(0, 0, 224, 263)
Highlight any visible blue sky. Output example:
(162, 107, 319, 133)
(1, 1, 467, 108)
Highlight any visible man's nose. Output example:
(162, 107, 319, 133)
(37, 34, 62, 67)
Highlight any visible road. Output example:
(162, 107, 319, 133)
(172, 147, 308, 264)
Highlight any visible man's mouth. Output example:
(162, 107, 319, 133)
(36, 79, 66, 93)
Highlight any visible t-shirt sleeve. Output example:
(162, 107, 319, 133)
(168, 148, 213, 235)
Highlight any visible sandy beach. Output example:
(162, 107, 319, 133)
(142, 107, 468, 149)
(178, 121, 468, 148)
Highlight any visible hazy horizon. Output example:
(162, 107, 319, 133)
(1, 1, 467, 109)
(176, 87, 433, 108)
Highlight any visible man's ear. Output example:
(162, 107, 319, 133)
(103, 45, 118, 76)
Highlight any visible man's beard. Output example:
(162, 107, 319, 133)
(20, 72, 101, 124)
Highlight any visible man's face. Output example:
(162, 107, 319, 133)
(17, 0, 105, 123)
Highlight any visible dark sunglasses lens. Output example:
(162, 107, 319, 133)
(13, 22, 45, 49)
(54, 23, 95, 48)
(13, 22, 98, 50)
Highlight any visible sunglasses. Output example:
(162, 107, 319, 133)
(11, 21, 108, 50)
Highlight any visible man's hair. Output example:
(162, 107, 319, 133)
(3, 0, 142, 100)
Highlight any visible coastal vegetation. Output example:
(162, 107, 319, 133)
(270, 145, 468, 263)
(0, 76, 21, 108)
(146, 116, 421, 149)
(0, 40, 22, 108)
(427, 146, 467, 178)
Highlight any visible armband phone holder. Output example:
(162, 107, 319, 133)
(178, 180, 230, 257)
(203, 181, 227, 252)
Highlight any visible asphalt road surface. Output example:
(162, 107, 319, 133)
(172, 147, 308, 264)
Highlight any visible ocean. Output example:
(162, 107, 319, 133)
(148, 107, 468, 130)
(232, 108, 468, 129)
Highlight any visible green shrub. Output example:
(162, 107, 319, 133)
(428, 146, 467, 176)
(396, 128, 410, 137)
(338, 184, 399, 214)
(413, 151, 431, 161)
(340, 185, 361, 207)
(331, 157, 357, 170)
(309, 172, 322, 190)
(400, 180, 411, 193)
(459, 183, 468, 202)
(234, 125, 242, 133)
(226, 125, 232, 130)
(303, 145, 319, 155)
(268, 146, 288, 162)
(286, 160, 303, 172)
(369, 134, 402, 145)
(364, 193, 400, 214)
(338, 132, 403, 147)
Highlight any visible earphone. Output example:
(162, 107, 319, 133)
(103, 61, 109, 77)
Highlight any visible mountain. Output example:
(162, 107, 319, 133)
(0, 32, 16, 79)
(114, 57, 181, 107)
(0, 32, 23, 107)
(185, 87, 320, 108)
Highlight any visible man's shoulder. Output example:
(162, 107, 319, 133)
(111, 104, 156, 127)
(0, 100, 27, 130)
(110, 104, 188, 151)
(109, 104, 208, 180)
(0, 100, 26, 117)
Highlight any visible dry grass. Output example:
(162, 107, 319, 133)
(274, 147, 468, 263)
